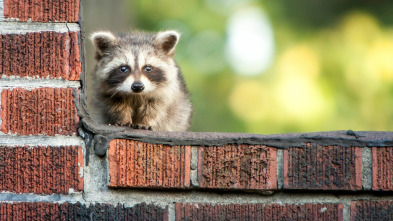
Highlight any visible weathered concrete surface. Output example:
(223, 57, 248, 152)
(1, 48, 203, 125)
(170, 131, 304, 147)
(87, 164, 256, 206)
(0, 135, 83, 146)
(362, 147, 372, 190)
(80, 113, 393, 148)
(0, 78, 80, 88)
(0, 22, 80, 34)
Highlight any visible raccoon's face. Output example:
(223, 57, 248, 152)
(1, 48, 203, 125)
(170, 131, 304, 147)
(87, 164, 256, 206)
(91, 30, 180, 96)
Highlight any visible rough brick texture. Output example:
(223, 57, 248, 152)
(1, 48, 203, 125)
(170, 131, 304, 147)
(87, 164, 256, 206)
(372, 147, 393, 190)
(1, 88, 79, 136)
(108, 139, 191, 189)
(198, 144, 277, 190)
(176, 203, 343, 221)
(0, 32, 81, 80)
(0, 202, 167, 221)
(4, 0, 80, 22)
(351, 200, 393, 221)
(284, 144, 362, 190)
(0, 146, 83, 194)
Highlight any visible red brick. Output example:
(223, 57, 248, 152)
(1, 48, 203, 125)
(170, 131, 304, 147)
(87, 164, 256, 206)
(0, 88, 79, 136)
(0, 146, 83, 194)
(175, 203, 343, 221)
(284, 144, 362, 190)
(351, 200, 393, 221)
(372, 147, 393, 190)
(4, 0, 79, 22)
(0, 32, 81, 80)
(108, 139, 191, 189)
(0, 202, 167, 220)
(198, 144, 277, 190)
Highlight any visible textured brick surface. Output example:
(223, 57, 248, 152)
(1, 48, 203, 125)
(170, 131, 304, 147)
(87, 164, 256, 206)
(351, 201, 393, 221)
(0, 146, 83, 194)
(372, 147, 393, 190)
(176, 203, 343, 221)
(108, 139, 191, 189)
(284, 144, 362, 190)
(0, 32, 81, 80)
(4, 0, 80, 22)
(198, 144, 276, 190)
(1, 88, 79, 136)
(0, 202, 167, 221)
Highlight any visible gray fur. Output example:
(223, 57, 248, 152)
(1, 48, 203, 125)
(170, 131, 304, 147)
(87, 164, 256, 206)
(90, 30, 192, 131)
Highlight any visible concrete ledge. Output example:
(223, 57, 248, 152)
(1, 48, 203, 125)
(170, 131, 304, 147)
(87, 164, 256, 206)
(80, 119, 393, 148)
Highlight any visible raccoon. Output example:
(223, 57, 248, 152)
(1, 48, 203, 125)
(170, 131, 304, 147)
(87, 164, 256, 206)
(90, 30, 192, 131)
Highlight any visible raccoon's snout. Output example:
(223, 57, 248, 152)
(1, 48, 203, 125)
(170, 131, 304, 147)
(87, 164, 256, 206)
(131, 82, 145, 93)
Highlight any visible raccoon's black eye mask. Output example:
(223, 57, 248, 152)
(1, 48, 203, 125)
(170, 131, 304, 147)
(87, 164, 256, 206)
(106, 65, 132, 86)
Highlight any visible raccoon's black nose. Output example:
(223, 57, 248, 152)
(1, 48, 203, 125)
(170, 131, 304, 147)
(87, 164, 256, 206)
(131, 82, 145, 93)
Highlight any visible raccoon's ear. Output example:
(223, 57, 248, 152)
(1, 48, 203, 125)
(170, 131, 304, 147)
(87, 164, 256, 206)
(90, 31, 117, 58)
(153, 30, 180, 56)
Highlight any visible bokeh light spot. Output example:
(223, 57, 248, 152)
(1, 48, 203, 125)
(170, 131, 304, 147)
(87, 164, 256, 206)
(226, 6, 275, 76)
(275, 75, 329, 121)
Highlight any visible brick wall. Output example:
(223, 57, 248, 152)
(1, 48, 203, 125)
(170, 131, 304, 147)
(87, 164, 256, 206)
(98, 133, 393, 221)
(1, 1, 393, 221)
(0, 0, 84, 206)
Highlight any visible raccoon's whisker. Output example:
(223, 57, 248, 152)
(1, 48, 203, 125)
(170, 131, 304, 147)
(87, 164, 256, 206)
(110, 91, 120, 99)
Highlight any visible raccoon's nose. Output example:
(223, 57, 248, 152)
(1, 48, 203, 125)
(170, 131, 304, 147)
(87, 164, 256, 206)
(131, 82, 145, 93)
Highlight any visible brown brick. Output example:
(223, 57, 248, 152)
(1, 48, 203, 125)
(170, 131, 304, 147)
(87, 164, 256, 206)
(372, 147, 393, 190)
(175, 203, 343, 221)
(4, 0, 79, 22)
(0, 88, 79, 136)
(0, 146, 83, 194)
(351, 201, 393, 221)
(0, 32, 81, 80)
(0, 202, 167, 221)
(198, 144, 277, 190)
(108, 139, 191, 189)
(284, 144, 362, 190)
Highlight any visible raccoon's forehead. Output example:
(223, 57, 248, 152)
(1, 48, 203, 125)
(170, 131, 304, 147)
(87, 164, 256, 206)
(117, 32, 155, 43)
(101, 46, 169, 73)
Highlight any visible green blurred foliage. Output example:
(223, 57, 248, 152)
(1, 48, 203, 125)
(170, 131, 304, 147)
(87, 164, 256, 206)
(126, 0, 393, 133)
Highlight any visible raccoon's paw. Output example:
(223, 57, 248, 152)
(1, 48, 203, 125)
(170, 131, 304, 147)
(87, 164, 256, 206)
(115, 123, 132, 127)
(131, 124, 152, 130)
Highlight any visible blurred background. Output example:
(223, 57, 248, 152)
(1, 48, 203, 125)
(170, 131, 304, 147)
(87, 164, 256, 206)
(82, 0, 393, 134)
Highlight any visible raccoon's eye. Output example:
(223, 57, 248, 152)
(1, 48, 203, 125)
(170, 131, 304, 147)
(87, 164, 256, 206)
(144, 66, 153, 72)
(119, 66, 129, 73)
